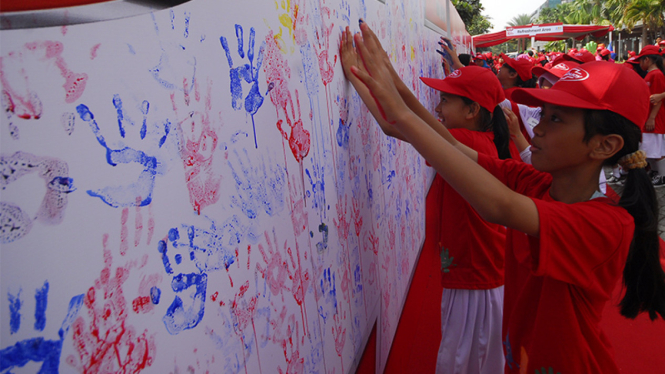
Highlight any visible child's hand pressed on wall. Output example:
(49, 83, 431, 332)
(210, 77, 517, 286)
(350, 22, 410, 126)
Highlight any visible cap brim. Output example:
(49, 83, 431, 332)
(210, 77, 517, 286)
(420, 77, 465, 98)
(511, 87, 604, 111)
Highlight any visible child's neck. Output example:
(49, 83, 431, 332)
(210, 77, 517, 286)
(549, 165, 604, 203)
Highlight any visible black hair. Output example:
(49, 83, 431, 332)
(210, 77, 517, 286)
(503, 63, 537, 88)
(460, 96, 512, 160)
(641, 54, 665, 76)
(583, 109, 665, 320)
(458, 54, 471, 67)
(601, 53, 610, 61)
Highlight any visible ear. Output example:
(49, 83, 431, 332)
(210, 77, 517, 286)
(465, 101, 481, 120)
(589, 134, 624, 161)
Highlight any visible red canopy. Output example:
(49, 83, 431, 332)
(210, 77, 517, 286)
(473, 23, 614, 48)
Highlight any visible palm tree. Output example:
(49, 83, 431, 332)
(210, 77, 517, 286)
(623, 0, 665, 48)
(506, 14, 534, 51)
(507, 14, 534, 28)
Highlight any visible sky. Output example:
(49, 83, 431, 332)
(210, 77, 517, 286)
(481, 0, 544, 33)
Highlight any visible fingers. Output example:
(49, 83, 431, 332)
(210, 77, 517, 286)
(354, 31, 373, 76)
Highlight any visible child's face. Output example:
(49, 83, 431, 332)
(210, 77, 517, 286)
(435, 93, 472, 130)
(639, 56, 651, 71)
(496, 64, 515, 87)
(530, 104, 589, 173)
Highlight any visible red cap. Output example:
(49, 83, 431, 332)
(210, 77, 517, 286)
(511, 62, 650, 128)
(420, 66, 505, 112)
(563, 50, 596, 63)
(600, 48, 611, 57)
(628, 50, 636, 57)
(484, 52, 492, 59)
(500, 53, 533, 81)
(659, 40, 665, 46)
(625, 56, 639, 65)
(637, 45, 661, 58)
(532, 60, 581, 79)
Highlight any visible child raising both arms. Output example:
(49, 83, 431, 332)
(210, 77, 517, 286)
(342, 22, 665, 373)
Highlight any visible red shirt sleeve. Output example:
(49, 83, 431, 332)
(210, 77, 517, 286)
(477, 152, 551, 195)
(527, 197, 634, 294)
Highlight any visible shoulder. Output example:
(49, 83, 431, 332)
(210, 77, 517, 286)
(450, 128, 497, 156)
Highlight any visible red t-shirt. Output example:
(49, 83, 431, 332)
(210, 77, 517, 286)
(478, 154, 634, 374)
(438, 128, 506, 289)
(644, 69, 665, 134)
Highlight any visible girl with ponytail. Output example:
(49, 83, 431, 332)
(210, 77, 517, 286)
(341, 30, 511, 373)
(342, 22, 665, 374)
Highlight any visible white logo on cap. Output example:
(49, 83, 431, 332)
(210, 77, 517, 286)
(552, 63, 570, 71)
(447, 70, 462, 78)
(559, 67, 589, 82)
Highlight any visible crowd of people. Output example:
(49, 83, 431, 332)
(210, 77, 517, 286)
(340, 21, 665, 374)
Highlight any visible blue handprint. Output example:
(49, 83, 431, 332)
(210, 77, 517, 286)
(318, 267, 338, 323)
(228, 148, 286, 220)
(220, 25, 266, 148)
(1, 282, 84, 374)
(76, 99, 166, 208)
(158, 229, 208, 335)
(158, 216, 246, 334)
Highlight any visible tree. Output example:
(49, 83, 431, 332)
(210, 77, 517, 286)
(623, 0, 665, 48)
(451, 0, 494, 35)
(507, 13, 534, 27)
(506, 14, 534, 51)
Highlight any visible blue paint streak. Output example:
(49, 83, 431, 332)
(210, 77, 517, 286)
(228, 149, 285, 220)
(77, 103, 159, 208)
(8, 290, 21, 334)
(184, 11, 190, 38)
(336, 117, 350, 149)
(47, 177, 76, 193)
(158, 240, 174, 275)
(0, 294, 82, 373)
(112, 94, 126, 138)
(316, 223, 329, 253)
(140, 100, 149, 140)
(163, 273, 207, 335)
(175, 253, 182, 264)
(220, 25, 266, 148)
(150, 287, 161, 305)
(34, 281, 48, 332)
(159, 119, 171, 148)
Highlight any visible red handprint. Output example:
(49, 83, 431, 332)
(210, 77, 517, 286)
(68, 234, 155, 373)
(332, 312, 346, 373)
(256, 230, 291, 299)
(171, 80, 222, 215)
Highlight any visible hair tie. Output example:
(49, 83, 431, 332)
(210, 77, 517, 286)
(618, 150, 647, 170)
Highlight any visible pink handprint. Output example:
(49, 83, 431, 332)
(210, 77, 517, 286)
(332, 312, 346, 373)
(171, 81, 222, 214)
(256, 230, 291, 298)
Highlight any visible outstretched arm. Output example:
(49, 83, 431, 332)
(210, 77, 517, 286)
(341, 26, 478, 160)
(348, 22, 540, 237)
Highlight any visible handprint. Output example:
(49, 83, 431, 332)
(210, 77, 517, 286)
(172, 82, 222, 215)
(68, 234, 156, 372)
(332, 312, 347, 372)
(256, 229, 291, 298)
(76, 99, 166, 208)
(319, 267, 338, 321)
(158, 227, 208, 335)
(1, 151, 76, 243)
(220, 24, 267, 148)
(264, 30, 311, 200)
(228, 148, 286, 220)
(440, 246, 456, 273)
(312, 0, 337, 87)
(150, 9, 197, 98)
(336, 96, 351, 149)
(278, 318, 305, 374)
(1, 283, 84, 374)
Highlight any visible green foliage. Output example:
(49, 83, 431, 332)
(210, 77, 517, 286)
(451, 0, 493, 35)
(507, 13, 534, 28)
